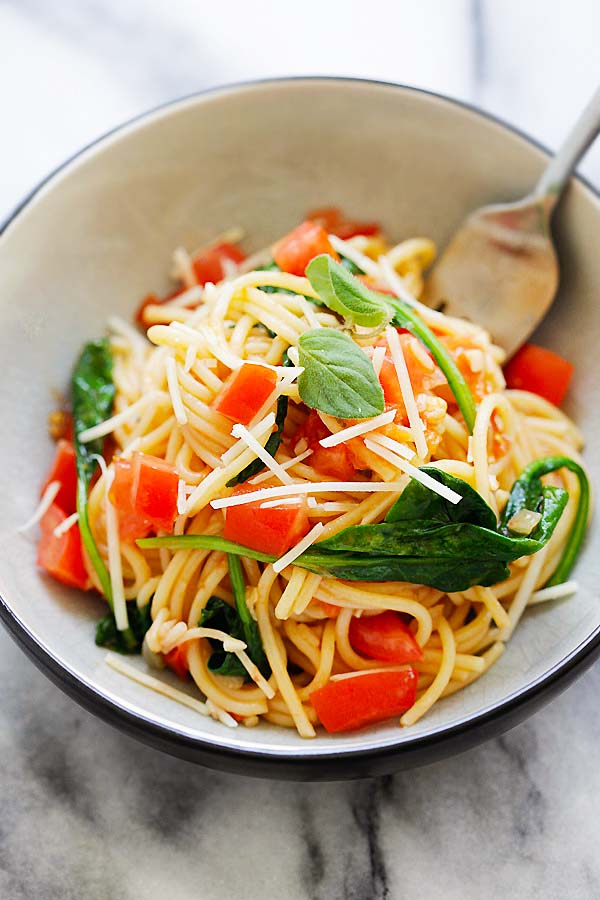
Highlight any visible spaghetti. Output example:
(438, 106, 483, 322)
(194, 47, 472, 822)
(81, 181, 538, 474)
(35, 209, 589, 737)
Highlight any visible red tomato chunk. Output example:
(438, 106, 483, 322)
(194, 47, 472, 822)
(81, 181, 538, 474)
(349, 611, 423, 663)
(37, 504, 90, 591)
(223, 485, 310, 557)
(213, 363, 277, 425)
(310, 669, 418, 733)
(504, 342, 574, 406)
(273, 221, 340, 276)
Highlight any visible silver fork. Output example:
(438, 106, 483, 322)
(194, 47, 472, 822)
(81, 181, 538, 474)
(426, 86, 600, 357)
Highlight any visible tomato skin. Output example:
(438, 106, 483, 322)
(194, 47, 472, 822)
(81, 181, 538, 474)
(41, 439, 77, 514)
(310, 668, 418, 733)
(306, 206, 380, 239)
(223, 485, 310, 557)
(37, 504, 90, 590)
(377, 335, 445, 412)
(273, 221, 339, 276)
(214, 363, 277, 425)
(292, 410, 357, 480)
(504, 342, 574, 406)
(164, 644, 189, 681)
(349, 611, 423, 663)
(192, 242, 245, 285)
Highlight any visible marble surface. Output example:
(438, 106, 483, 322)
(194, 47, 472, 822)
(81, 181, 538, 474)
(1, 2, 600, 898)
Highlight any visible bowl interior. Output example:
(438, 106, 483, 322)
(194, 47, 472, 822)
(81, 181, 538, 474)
(0, 79, 598, 759)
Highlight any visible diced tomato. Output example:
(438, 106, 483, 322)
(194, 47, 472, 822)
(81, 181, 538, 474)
(272, 221, 339, 276)
(292, 410, 358, 480)
(37, 504, 90, 590)
(192, 241, 245, 286)
(349, 611, 423, 663)
(377, 335, 445, 411)
(223, 485, 310, 557)
(109, 458, 153, 541)
(310, 668, 418, 733)
(131, 452, 179, 532)
(214, 363, 277, 425)
(41, 439, 77, 514)
(504, 342, 574, 406)
(306, 206, 380, 240)
(110, 453, 178, 539)
(164, 643, 189, 681)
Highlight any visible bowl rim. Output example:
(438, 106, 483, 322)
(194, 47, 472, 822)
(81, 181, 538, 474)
(1, 75, 599, 776)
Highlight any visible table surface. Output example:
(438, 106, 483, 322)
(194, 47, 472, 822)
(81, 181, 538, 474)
(1, 2, 600, 898)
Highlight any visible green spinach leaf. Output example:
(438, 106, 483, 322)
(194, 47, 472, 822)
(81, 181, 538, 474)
(95, 601, 152, 653)
(298, 328, 384, 419)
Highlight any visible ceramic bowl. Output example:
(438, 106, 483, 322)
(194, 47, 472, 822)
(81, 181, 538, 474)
(1, 78, 598, 780)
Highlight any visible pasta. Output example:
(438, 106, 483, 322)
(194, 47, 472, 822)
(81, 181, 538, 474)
(34, 209, 589, 737)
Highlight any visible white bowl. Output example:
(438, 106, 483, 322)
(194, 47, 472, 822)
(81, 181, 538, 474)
(1, 78, 598, 779)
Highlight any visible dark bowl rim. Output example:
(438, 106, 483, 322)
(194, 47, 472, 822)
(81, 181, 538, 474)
(1, 75, 598, 777)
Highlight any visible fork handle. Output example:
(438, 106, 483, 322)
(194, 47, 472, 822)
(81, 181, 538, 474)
(534, 84, 600, 202)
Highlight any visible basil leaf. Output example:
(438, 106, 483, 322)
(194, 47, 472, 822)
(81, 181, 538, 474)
(306, 254, 392, 328)
(298, 328, 384, 419)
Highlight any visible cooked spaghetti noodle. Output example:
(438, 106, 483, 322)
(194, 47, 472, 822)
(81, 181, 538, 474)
(37, 211, 588, 737)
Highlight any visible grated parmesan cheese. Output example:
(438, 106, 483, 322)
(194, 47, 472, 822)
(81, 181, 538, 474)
(364, 439, 462, 504)
(366, 432, 415, 461)
(18, 480, 60, 533)
(211, 480, 410, 510)
(53, 512, 79, 538)
(371, 345, 386, 377)
(385, 326, 428, 459)
(529, 581, 579, 605)
(318, 409, 397, 448)
(105, 653, 211, 717)
(250, 448, 313, 485)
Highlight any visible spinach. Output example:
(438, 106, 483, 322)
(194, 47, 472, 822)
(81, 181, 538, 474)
(139, 458, 581, 593)
(95, 601, 152, 653)
(306, 254, 392, 328)
(499, 455, 590, 586)
(72, 338, 137, 650)
(298, 328, 385, 419)
(200, 555, 270, 678)
(226, 352, 292, 487)
(302, 255, 476, 432)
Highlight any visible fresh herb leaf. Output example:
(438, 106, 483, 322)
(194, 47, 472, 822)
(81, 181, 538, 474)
(199, 556, 270, 678)
(339, 255, 364, 275)
(72, 338, 136, 650)
(499, 455, 590, 587)
(95, 601, 152, 653)
(298, 328, 384, 419)
(139, 459, 577, 593)
(306, 255, 391, 328)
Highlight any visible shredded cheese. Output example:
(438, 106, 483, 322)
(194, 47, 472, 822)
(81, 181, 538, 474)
(385, 326, 428, 459)
(366, 432, 415, 461)
(78, 391, 166, 443)
(211, 480, 411, 510)
(529, 581, 579, 605)
(220, 412, 276, 466)
(273, 522, 325, 573)
(328, 234, 380, 277)
(371, 345, 386, 377)
(105, 653, 210, 715)
(177, 479, 187, 516)
(318, 409, 397, 448)
(250, 448, 313, 485)
(18, 480, 60, 532)
(53, 512, 79, 538)
(364, 439, 462, 504)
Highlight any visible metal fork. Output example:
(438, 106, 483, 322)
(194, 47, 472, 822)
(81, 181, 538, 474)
(426, 86, 600, 357)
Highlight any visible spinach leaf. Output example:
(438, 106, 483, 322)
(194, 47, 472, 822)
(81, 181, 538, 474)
(139, 458, 577, 593)
(499, 455, 590, 586)
(72, 338, 137, 650)
(226, 352, 292, 487)
(306, 255, 392, 328)
(95, 601, 152, 653)
(298, 328, 384, 419)
(200, 555, 270, 678)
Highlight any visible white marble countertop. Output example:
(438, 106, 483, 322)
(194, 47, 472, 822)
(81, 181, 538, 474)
(1, 2, 600, 898)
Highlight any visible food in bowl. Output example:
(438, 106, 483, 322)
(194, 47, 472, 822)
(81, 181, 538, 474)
(28, 207, 589, 738)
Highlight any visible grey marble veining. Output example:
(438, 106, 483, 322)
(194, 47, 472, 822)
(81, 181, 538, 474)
(2, 2, 600, 898)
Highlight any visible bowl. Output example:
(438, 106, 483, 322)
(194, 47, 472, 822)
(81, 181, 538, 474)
(1, 78, 598, 780)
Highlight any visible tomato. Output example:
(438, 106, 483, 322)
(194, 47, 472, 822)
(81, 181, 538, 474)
(306, 206, 380, 239)
(223, 485, 310, 557)
(41, 439, 77, 514)
(349, 611, 423, 663)
(273, 221, 339, 276)
(213, 363, 277, 425)
(310, 668, 418, 733)
(377, 335, 445, 412)
(110, 453, 178, 539)
(292, 410, 358, 480)
(37, 504, 90, 590)
(192, 241, 245, 286)
(164, 643, 189, 681)
(504, 342, 574, 406)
